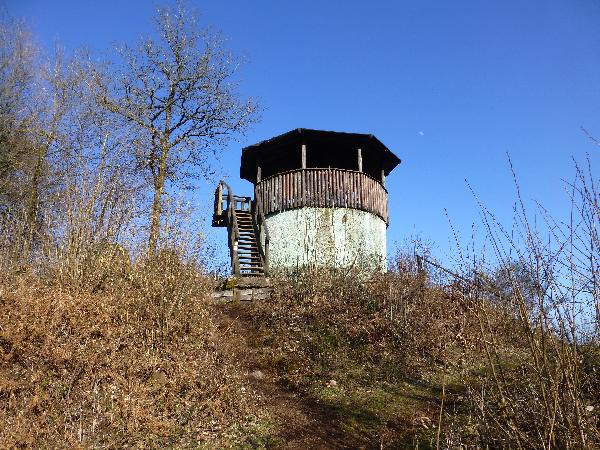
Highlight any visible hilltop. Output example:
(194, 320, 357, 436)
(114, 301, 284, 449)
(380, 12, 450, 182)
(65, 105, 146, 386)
(1, 259, 598, 448)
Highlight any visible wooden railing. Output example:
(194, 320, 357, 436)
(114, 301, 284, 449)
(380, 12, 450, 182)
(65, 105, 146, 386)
(214, 179, 270, 276)
(253, 186, 270, 275)
(216, 180, 241, 276)
(255, 168, 389, 223)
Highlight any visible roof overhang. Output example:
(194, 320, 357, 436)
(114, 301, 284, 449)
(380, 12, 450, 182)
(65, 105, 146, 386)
(240, 128, 401, 183)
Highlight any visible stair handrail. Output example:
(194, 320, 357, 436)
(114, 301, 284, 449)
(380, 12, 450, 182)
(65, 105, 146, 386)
(218, 179, 241, 276)
(253, 185, 270, 276)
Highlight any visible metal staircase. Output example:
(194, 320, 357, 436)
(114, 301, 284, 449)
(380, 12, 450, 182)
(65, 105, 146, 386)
(212, 180, 269, 277)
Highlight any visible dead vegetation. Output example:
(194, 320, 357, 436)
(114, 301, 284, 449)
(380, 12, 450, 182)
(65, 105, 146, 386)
(240, 249, 598, 448)
(0, 256, 274, 448)
(241, 264, 509, 446)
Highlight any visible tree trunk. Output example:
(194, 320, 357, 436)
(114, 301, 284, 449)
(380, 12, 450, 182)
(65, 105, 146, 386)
(148, 183, 163, 256)
(148, 145, 168, 256)
(24, 150, 44, 255)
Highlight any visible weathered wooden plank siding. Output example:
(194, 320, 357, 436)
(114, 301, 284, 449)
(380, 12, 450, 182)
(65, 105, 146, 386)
(255, 168, 389, 224)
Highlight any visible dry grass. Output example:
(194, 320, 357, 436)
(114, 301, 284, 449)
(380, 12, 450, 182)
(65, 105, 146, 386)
(0, 262, 268, 448)
(249, 263, 513, 386)
(242, 253, 599, 448)
(239, 264, 501, 445)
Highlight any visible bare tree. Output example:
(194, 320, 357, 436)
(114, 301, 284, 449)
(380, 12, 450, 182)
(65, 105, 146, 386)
(95, 3, 259, 255)
(47, 56, 141, 281)
(0, 16, 37, 212)
(0, 18, 72, 255)
(23, 50, 78, 250)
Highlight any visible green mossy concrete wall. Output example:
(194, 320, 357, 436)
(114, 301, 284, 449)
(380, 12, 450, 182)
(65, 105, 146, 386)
(264, 207, 387, 271)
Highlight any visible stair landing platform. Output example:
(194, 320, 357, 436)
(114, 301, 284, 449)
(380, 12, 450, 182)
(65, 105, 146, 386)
(210, 276, 272, 303)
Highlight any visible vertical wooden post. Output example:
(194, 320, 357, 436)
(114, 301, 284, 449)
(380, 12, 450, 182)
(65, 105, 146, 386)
(358, 148, 363, 172)
(381, 169, 386, 187)
(256, 165, 261, 183)
(215, 183, 222, 216)
(301, 144, 307, 169)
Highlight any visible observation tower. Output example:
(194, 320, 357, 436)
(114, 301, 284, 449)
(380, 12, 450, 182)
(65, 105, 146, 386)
(213, 128, 401, 276)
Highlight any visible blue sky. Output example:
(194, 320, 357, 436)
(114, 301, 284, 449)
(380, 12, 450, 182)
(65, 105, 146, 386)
(6, 0, 600, 265)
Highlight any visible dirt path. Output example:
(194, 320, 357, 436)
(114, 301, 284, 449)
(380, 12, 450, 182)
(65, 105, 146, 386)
(209, 303, 375, 449)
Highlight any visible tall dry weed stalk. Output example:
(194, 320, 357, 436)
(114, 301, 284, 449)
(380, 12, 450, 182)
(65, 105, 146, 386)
(443, 156, 600, 448)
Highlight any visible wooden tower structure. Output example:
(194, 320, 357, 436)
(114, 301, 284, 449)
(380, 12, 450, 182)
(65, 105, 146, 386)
(213, 128, 401, 277)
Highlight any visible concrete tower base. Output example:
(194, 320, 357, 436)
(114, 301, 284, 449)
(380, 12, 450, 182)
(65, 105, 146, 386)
(264, 207, 387, 272)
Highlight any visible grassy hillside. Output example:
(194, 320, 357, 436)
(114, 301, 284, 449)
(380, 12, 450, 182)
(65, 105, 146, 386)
(0, 259, 272, 448)
(3, 254, 597, 448)
(226, 263, 600, 448)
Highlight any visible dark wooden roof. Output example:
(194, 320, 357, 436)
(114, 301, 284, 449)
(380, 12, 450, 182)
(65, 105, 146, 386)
(240, 128, 401, 183)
